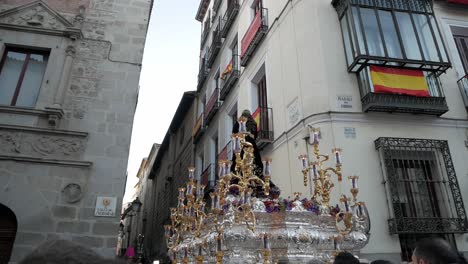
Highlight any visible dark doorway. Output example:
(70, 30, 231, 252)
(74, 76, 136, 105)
(0, 204, 17, 263)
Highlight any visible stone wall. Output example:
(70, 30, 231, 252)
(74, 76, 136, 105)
(0, 0, 153, 262)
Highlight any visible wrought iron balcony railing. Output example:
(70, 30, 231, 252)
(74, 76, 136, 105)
(358, 67, 449, 116)
(213, 0, 222, 16)
(458, 74, 468, 111)
(200, 20, 210, 47)
(197, 58, 209, 91)
(205, 88, 221, 124)
(240, 8, 268, 67)
(220, 55, 240, 100)
(221, 0, 240, 38)
(207, 22, 222, 68)
(192, 113, 206, 143)
(252, 106, 274, 149)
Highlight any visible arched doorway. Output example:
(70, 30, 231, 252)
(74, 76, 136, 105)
(0, 204, 17, 263)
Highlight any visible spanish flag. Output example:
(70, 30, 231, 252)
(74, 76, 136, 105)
(220, 60, 233, 80)
(370, 66, 430, 97)
(252, 107, 261, 131)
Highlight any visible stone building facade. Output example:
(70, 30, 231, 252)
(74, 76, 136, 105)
(0, 0, 153, 262)
(162, 0, 468, 263)
(143, 91, 197, 262)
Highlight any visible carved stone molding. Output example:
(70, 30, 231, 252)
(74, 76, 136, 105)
(0, 1, 83, 39)
(65, 45, 76, 57)
(0, 125, 91, 167)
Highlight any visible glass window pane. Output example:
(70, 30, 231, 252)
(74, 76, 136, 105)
(340, 14, 353, 66)
(378, 10, 403, 59)
(413, 14, 439, 62)
(0, 51, 27, 105)
(16, 53, 48, 107)
(360, 8, 385, 57)
(351, 7, 366, 55)
(429, 15, 448, 63)
(396, 12, 422, 61)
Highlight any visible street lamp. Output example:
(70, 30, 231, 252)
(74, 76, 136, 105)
(131, 197, 142, 213)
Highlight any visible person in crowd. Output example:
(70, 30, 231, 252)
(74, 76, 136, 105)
(371, 260, 393, 264)
(20, 239, 125, 264)
(412, 237, 467, 264)
(333, 251, 360, 264)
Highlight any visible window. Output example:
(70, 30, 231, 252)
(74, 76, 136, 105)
(375, 137, 468, 235)
(0, 47, 49, 107)
(333, 0, 450, 73)
(452, 26, 468, 74)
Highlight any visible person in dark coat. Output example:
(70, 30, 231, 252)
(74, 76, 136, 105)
(230, 109, 280, 198)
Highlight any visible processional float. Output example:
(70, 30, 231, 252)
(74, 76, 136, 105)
(165, 118, 370, 263)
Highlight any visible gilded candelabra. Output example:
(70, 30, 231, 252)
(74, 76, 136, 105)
(214, 118, 272, 232)
(299, 127, 367, 239)
(165, 124, 370, 263)
(165, 167, 207, 263)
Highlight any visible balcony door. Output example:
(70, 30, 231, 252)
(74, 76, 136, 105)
(257, 75, 269, 132)
(452, 26, 468, 74)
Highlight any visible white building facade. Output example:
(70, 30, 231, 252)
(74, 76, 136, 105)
(192, 0, 468, 262)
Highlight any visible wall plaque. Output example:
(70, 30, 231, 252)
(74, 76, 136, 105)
(94, 196, 117, 217)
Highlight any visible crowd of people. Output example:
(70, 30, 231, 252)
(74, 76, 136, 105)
(334, 237, 468, 264)
(16, 236, 467, 263)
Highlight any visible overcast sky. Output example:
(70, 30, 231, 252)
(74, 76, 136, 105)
(123, 0, 201, 203)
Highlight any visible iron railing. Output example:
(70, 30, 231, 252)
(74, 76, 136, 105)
(192, 113, 206, 143)
(197, 58, 209, 91)
(213, 0, 222, 16)
(207, 20, 222, 68)
(375, 137, 468, 234)
(205, 88, 221, 124)
(220, 55, 240, 100)
(221, 0, 240, 38)
(200, 20, 210, 47)
(253, 107, 274, 149)
(358, 67, 448, 116)
(240, 8, 268, 67)
(458, 74, 468, 111)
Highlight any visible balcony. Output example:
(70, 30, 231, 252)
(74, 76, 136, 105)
(213, 0, 222, 15)
(218, 141, 232, 161)
(221, 0, 240, 38)
(201, 163, 217, 191)
(197, 58, 209, 91)
(220, 55, 240, 100)
(200, 20, 210, 47)
(207, 23, 222, 68)
(252, 107, 274, 149)
(332, 0, 451, 74)
(240, 8, 268, 67)
(358, 66, 449, 116)
(192, 113, 206, 143)
(205, 88, 221, 124)
(458, 75, 468, 111)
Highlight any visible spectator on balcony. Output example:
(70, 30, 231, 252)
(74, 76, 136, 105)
(230, 109, 280, 198)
